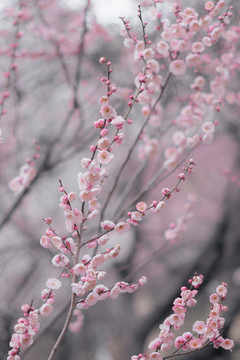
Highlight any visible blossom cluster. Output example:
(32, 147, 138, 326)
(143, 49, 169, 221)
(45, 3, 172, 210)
(120, 0, 237, 169)
(8, 141, 40, 195)
(7, 277, 60, 360)
(131, 275, 234, 359)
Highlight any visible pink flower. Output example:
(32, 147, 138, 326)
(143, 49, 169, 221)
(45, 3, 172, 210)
(79, 190, 93, 202)
(169, 60, 186, 76)
(115, 221, 130, 234)
(74, 263, 87, 276)
(221, 338, 234, 351)
(14, 323, 26, 334)
(143, 48, 155, 60)
(189, 337, 202, 349)
(149, 353, 163, 360)
(97, 234, 110, 245)
(136, 201, 147, 212)
(100, 105, 116, 119)
(51, 254, 69, 267)
(101, 220, 115, 230)
(216, 283, 227, 298)
(40, 235, 52, 249)
(192, 42, 205, 53)
(97, 150, 114, 164)
(71, 282, 85, 296)
(192, 320, 206, 334)
(46, 278, 62, 289)
(192, 274, 204, 287)
(172, 131, 186, 146)
(205, 1, 214, 11)
(51, 236, 62, 249)
(209, 293, 220, 304)
(40, 303, 53, 317)
(9, 176, 24, 195)
(111, 115, 125, 126)
(86, 292, 99, 306)
(174, 336, 187, 350)
(97, 137, 111, 150)
(110, 285, 121, 299)
(7, 355, 21, 360)
(156, 201, 166, 212)
(123, 38, 134, 48)
(131, 211, 142, 222)
(201, 121, 215, 134)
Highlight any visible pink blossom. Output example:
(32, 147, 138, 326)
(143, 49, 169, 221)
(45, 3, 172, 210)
(148, 337, 161, 350)
(185, 53, 201, 67)
(169, 60, 186, 76)
(79, 190, 93, 202)
(221, 338, 234, 351)
(74, 263, 87, 276)
(192, 42, 205, 53)
(115, 221, 130, 234)
(201, 121, 215, 134)
(97, 234, 110, 245)
(147, 59, 160, 73)
(51, 254, 69, 267)
(86, 292, 99, 306)
(100, 105, 116, 119)
(143, 48, 155, 60)
(205, 1, 214, 11)
(142, 106, 151, 116)
(162, 28, 172, 42)
(71, 282, 85, 296)
(156, 201, 166, 212)
(189, 337, 202, 349)
(189, 20, 201, 32)
(136, 201, 147, 212)
(40, 235, 52, 249)
(149, 353, 163, 360)
(46, 277, 62, 289)
(90, 254, 105, 269)
(7, 355, 21, 360)
(202, 134, 213, 144)
(110, 285, 121, 299)
(97, 150, 114, 165)
(14, 323, 26, 334)
(123, 38, 134, 48)
(131, 211, 142, 222)
(51, 236, 62, 249)
(40, 303, 53, 317)
(97, 137, 111, 150)
(209, 293, 220, 304)
(77, 172, 89, 190)
(111, 115, 125, 126)
(192, 320, 206, 334)
(101, 220, 115, 230)
(216, 284, 227, 298)
(202, 36, 212, 47)
(172, 131, 186, 146)
(174, 336, 187, 350)
(157, 40, 169, 57)
(192, 274, 204, 287)
(9, 177, 24, 195)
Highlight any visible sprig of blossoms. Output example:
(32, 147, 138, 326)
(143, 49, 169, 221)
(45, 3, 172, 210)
(131, 275, 234, 359)
(8, 140, 40, 195)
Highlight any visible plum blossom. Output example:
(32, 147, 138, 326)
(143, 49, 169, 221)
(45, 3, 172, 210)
(169, 60, 186, 76)
(46, 278, 62, 289)
(115, 221, 130, 234)
(97, 150, 114, 164)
